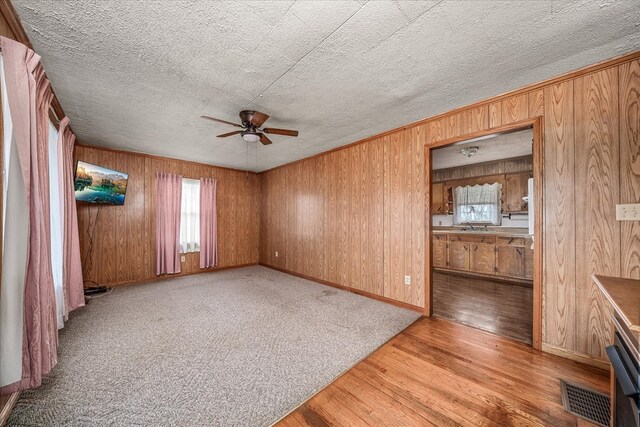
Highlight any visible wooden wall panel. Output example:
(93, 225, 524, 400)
(574, 68, 619, 358)
(348, 145, 362, 291)
(488, 101, 502, 128)
(542, 81, 576, 350)
(502, 93, 530, 125)
(427, 118, 444, 144)
(619, 60, 640, 279)
(433, 155, 533, 182)
(462, 106, 489, 134)
(76, 146, 259, 286)
(529, 89, 545, 117)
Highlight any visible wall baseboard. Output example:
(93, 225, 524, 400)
(89, 262, 259, 289)
(259, 263, 424, 314)
(541, 343, 610, 371)
(0, 392, 19, 427)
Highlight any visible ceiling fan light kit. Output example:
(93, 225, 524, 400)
(241, 132, 260, 143)
(201, 110, 299, 146)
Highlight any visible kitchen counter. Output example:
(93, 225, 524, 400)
(593, 274, 640, 336)
(432, 227, 530, 238)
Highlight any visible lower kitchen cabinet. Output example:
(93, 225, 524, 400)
(496, 245, 525, 278)
(432, 239, 448, 268)
(449, 242, 470, 271)
(470, 243, 496, 274)
(433, 232, 533, 281)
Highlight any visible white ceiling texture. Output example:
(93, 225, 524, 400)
(13, 0, 640, 171)
(432, 128, 532, 170)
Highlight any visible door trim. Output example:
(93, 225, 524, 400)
(424, 117, 544, 350)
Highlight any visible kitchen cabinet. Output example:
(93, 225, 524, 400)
(496, 245, 525, 277)
(432, 238, 448, 268)
(431, 172, 531, 216)
(504, 172, 531, 213)
(449, 241, 470, 270)
(431, 182, 446, 214)
(470, 243, 496, 274)
(432, 232, 533, 281)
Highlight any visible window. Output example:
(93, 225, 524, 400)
(453, 183, 502, 225)
(180, 178, 200, 253)
(48, 121, 65, 328)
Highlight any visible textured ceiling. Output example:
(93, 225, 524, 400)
(432, 128, 532, 170)
(12, 0, 640, 171)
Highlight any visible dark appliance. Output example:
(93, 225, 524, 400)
(606, 313, 640, 426)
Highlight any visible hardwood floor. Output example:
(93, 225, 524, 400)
(432, 271, 533, 344)
(278, 317, 608, 426)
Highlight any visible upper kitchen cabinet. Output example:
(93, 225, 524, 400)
(431, 182, 446, 214)
(504, 172, 532, 213)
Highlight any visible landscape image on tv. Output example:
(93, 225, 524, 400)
(74, 161, 128, 205)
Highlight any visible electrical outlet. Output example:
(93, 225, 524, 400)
(404, 275, 411, 285)
(616, 204, 640, 221)
(275, 251, 279, 258)
(180, 255, 186, 263)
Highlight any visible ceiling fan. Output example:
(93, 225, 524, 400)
(201, 110, 299, 145)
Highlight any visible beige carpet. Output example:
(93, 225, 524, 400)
(7, 266, 420, 426)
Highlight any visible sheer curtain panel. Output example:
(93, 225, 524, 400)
(47, 121, 64, 329)
(180, 178, 200, 253)
(453, 183, 502, 225)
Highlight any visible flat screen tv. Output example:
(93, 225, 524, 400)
(74, 161, 128, 205)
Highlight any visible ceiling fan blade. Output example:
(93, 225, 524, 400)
(259, 133, 272, 145)
(263, 127, 299, 137)
(201, 115, 243, 128)
(217, 130, 242, 138)
(250, 111, 269, 127)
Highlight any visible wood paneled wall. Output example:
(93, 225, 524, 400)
(432, 155, 532, 182)
(76, 146, 260, 287)
(260, 129, 425, 308)
(259, 53, 640, 363)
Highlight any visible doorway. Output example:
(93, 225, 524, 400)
(425, 120, 543, 348)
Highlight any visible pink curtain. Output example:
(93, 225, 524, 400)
(200, 178, 218, 268)
(156, 172, 182, 275)
(0, 36, 58, 393)
(58, 117, 84, 316)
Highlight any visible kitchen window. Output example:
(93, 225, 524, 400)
(453, 183, 502, 225)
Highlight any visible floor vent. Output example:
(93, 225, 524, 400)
(560, 380, 610, 427)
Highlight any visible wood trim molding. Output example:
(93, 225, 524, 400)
(259, 263, 424, 314)
(424, 119, 544, 350)
(260, 50, 640, 175)
(0, 0, 29, 48)
(75, 143, 259, 175)
(0, 392, 19, 427)
(541, 343, 609, 371)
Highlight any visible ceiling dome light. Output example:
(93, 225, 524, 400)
(460, 146, 479, 158)
(242, 132, 260, 143)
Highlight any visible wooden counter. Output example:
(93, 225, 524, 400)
(593, 274, 640, 339)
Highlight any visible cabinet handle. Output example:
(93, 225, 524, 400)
(464, 245, 468, 252)
(508, 238, 514, 245)
(516, 248, 522, 256)
(473, 246, 478, 252)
